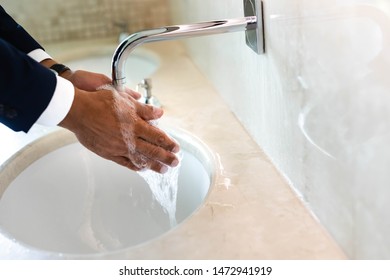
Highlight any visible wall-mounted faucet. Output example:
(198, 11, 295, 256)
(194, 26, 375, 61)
(112, 0, 264, 92)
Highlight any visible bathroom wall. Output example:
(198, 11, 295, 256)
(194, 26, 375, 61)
(1, 0, 169, 43)
(169, 0, 390, 259)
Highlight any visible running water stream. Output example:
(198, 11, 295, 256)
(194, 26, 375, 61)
(137, 151, 182, 227)
(107, 83, 183, 227)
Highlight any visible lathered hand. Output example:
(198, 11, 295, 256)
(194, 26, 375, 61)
(59, 87, 180, 174)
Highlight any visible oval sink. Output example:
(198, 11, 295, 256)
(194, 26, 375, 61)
(0, 126, 215, 258)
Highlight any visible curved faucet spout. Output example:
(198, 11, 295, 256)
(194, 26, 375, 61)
(111, 16, 261, 91)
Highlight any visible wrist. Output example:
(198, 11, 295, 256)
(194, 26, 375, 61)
(41, 59, 73, 79)
(36, 77, 75, 127)
(58, 87, 86, 131)
(50, 63, 71, 76)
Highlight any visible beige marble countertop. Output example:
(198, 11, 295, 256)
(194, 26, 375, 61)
(0, 38, 346, 259)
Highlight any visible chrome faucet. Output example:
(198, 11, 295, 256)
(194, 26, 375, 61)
(112, 0, 264, 92)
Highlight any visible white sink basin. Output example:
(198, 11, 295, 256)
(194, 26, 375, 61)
(0, 126, 215, 258)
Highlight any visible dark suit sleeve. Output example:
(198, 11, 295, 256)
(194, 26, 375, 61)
(0, 5, 44, 54)
(0, 39, 56, 132)
(0, 5, 56, 132)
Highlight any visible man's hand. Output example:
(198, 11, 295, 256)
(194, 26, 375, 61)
(59, 87, 180, 174)
(63, 69, 142, 100)
(41, 59, 177, 173)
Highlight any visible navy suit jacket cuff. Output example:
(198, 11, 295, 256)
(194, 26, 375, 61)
(0, 39, 56, 132)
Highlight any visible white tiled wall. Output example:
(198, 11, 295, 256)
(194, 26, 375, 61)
(169, 0, 390, 259)
(1, 0, 169, 43)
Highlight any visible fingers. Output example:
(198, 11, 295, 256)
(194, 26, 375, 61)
(118, 89, 161, 120)
(135, 101, 164, 121)
(115, 86, 141, 100)
(133, 121, 180, 154)
(118, 91, 179, 153)
(110, 156, 143, 172)
(110, 152, 174, 174)
(85, 124, 179, 174)
(71, 70, 112, 91)
(124, 88, 142, 100)
(99, 92, 179, 172)
(135, 137, 179, 166)
(70, 87, 180, 174)
(104, 121, 180, 173)
(96, 73, 111, 85)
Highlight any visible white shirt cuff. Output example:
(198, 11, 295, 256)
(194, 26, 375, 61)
(36, 76, 75, 126)
(27, 49, 52, 62)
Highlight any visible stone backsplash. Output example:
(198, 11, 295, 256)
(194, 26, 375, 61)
(1, 0, 169, 43)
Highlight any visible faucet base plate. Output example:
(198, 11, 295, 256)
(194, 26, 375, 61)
(244, 0, 265, 54)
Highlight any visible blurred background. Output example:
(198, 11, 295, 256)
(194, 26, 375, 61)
(1, 0, 170, 43)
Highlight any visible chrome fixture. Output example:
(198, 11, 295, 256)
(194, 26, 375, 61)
(112, 0, 264, 92)
(136, 78, 161, 107)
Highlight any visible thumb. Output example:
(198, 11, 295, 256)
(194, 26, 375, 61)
(136, 102, 164, 121)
